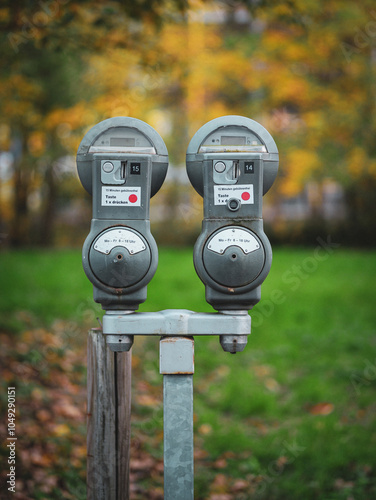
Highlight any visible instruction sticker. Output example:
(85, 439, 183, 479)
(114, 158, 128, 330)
(214, 185, 254, 205)
(101, 186, 141, 206)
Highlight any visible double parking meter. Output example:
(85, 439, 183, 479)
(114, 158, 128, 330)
(77, 117, 168, 311)
(186, 116, 279, 312)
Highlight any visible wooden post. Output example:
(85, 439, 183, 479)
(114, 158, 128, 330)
(87, 328, 132, 500)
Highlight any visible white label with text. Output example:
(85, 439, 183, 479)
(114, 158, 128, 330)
(214, 184, 254, 205)
(101, 186, 141, 206)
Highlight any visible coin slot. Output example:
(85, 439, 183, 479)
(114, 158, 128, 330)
(232, 161, 240, 180)
(120, 161, 127, 179)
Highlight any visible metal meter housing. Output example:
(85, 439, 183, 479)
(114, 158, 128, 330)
(77, 117, 168, 310)
(186, 115, 279, 311)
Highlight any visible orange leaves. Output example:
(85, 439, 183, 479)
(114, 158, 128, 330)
(308, 402, 335, 416)
(0, 321, 87, 497)
(207, 462, 256, 499)
(27, 131, 47, 157)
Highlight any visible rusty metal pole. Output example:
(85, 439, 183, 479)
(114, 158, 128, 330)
(87, 328, 132, 500)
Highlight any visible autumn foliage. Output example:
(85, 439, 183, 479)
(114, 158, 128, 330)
(0, 0, 376, 246)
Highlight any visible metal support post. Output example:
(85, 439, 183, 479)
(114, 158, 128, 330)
(160, 337, 194, 500)
(90, 309, 250, 498)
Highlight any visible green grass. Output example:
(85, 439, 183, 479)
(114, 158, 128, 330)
(1, 247, 376, 499)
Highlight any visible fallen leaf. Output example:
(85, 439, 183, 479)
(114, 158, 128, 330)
(264, 377, 280, 392)
(135, 394, 160, 407)
(198, 423, 212, 435)
(52, 423, 71, 437)
(308, 402, 334, 415)
(232, 478, 249, 492)
(214, 458, 227, 469)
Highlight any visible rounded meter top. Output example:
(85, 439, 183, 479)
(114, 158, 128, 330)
(186, 115, 279, 196)
(76, 117, 168, 196)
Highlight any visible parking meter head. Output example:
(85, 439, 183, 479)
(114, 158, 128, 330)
(77, 117, 168, 197)
(186, 115, 279, 312)
(186, 115, 278, 197)
(77, 117, 168, 311)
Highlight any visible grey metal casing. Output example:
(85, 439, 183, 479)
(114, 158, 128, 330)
(186, 116, 279, 311)
(77, 117, 168, 310)
(77, 117, 168, 196)
(186, 115, 278, 197)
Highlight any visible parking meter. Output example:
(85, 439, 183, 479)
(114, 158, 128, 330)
(186, 115, 278, 312)
(77, 117, 168, 312)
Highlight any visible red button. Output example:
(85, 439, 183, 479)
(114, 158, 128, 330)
(241, 192, 251, 201)
(129, 194, 138, 203)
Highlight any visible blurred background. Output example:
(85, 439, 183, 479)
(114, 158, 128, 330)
(1, 1, 376, 499)
(1, 0, 376, 249)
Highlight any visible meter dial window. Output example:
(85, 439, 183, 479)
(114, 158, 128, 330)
(89, 227, 151, 288)
(89, 126, 156, 154)
(93, 228, 146, 255)
(203, 227, 265, 288)
(207, 227, 260, 254)
(199, 125, 266, 153)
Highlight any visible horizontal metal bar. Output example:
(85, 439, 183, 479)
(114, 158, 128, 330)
(102, 309, 251, 337)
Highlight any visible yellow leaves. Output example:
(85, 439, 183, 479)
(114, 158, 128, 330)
(45, 104, 100, 153)
(47, 103, 95, 131)
(0, 123, 11, 149)
(198, 423, 213, 435)
(0, 74, 42, 124)
(281, 149, 321, 196)
(263, 30, 290, 51)
(271, 4, 295, 19)
(28, 131, 46, 157)
(347, 148, 376, 180)
(368, 159, 376, 179)
(52, 423, 71, 437)
(146, 109, 172, 136)
(160, 24, 189, 60)
(348, 147, 367, 177)
(0, 7, 10, 23)
(1, 0, 373, 202)
(273, 74, 311, 107)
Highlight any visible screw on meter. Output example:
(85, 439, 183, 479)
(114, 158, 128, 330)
(186, 115, 279, 311)
(77, 117, 168, 311)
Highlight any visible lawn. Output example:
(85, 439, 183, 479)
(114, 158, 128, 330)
(0, 245, 376, 499)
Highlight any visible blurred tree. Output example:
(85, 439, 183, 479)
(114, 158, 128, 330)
(249, 0, 376, 242)
(0, 0, 192, 245)
(0, 0, 375, 246)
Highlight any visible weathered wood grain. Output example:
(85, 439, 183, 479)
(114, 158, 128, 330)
(87, 328, 131, 500)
